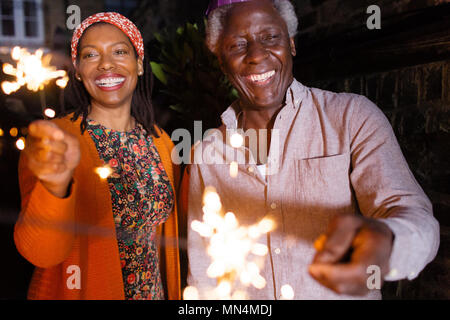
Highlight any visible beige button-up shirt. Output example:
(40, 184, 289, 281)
(185, 79, 439, 299)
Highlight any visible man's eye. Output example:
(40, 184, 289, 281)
(231, 42, 246, 50)
(263, 34, 279, 41)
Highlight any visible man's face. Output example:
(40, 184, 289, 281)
(218, 0, 296, 111)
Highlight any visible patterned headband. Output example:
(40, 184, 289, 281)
(206, 0, 275, 16)
(70, 12, 144, 67)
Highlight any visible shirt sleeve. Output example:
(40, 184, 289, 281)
(348, 96, 440, 281)
(14, 153, 77, 268)
(185, 163, 218, 297)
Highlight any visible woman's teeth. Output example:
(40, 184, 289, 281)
(248, 70, 275, 83)
(95, 77, 125, 87)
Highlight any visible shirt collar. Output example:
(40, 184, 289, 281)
(220, 78, 307, 129)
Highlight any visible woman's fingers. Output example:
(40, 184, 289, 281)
(28, 120, 65, 141)
(27, 157, 67, 176)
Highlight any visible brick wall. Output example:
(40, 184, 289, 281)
(293, 0, 449, 39)
(295, 0, 449, 299)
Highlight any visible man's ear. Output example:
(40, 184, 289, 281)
(289, 37, 296, 57)
(217, 55, 227, 75)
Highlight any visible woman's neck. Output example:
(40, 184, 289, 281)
(88, 104, 135, 132)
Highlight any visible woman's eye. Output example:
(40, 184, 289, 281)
(82, 52, 97, 59)
(115, 49, 128, 55)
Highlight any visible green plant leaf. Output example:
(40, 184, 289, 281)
(150, 62, 168, 85)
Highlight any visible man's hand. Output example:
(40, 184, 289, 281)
(24, 120, 81, 198)
(309, 214, 394, 296)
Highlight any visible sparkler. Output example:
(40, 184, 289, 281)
(44, 108, 56, 119)
(280, 284, 295, 300)
(187, 186, 275, 300)
(1, 46, 68, 95)
(229, 131, 244, 178)
(95, 165, 113, 180)
(1, 46, 69, 118)
(15, 137, 26, 151)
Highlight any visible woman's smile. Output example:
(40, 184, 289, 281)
(94, 73, 126, 91)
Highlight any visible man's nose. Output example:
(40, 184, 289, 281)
(244, 41, 269, 64)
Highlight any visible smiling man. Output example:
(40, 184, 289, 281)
(183, 0, 440, 299)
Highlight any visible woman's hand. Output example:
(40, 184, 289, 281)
(24, 120, 81, 198)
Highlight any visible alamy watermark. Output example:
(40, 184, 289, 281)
(367, 5, 381, 30)
(66, 5, 81, 31)
(66, 265, 81, 290)
(367, 265, 381, 290)
(170, 121, 281, 174)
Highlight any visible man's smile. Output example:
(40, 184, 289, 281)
(245, 70, 276, 86)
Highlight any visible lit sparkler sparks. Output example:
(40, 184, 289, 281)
(280, 284, 295, 300)
(1, 46, 69, 95)
(44, 108, 56, 119)
(95, 165, 113, 180)
(15, 137, 26, 151)
(188, 186, 275, 300)
(229, 131, 244, 178)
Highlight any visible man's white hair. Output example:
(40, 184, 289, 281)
(206, 0, 299, 55)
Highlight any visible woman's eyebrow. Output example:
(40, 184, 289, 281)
(80, 41, 132, 51)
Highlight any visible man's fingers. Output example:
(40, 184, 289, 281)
(313, 215, 363, 264)
(28, 120, 65, 141)
(308, 263, 369, 296)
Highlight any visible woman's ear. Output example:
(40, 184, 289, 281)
(137, 58, 144, 76)
(289, 37, 296, 57)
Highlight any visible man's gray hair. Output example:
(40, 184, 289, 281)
(206, 0, 298, 55)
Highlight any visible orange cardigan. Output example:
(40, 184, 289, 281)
(14, 114, 181, 300)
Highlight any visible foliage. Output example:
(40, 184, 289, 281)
(149, 21, 238, 136)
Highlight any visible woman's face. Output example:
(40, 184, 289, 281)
(76, 23, 143, 111)
(218, 0, 296, 111)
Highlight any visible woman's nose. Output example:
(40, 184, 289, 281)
(97, 54, 115, 71)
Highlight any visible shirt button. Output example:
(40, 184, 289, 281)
(274, 248, 281, 254)
(270, 202, 277, 209)
(248, 166, 254, 173)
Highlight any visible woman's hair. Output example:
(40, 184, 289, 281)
(206, 0, 299, 55)
(63, 22, 158, 137)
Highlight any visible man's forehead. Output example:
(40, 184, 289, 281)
(207, 0, 274, 16)
(222, 1, 284, 33)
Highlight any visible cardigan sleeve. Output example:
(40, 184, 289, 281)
(154, 127, 182, 300)
(14, 152, 77, 268)
(348, 96, 440, 281)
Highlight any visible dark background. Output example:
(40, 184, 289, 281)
(0, 0, 449, 299)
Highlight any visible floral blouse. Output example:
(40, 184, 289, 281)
(86, 119, 174, 300)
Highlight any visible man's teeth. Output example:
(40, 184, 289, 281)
(95, 77, 125, 87)
(249, 70, 275, 82)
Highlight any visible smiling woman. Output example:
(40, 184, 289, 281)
(13, 12, 182, 300)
